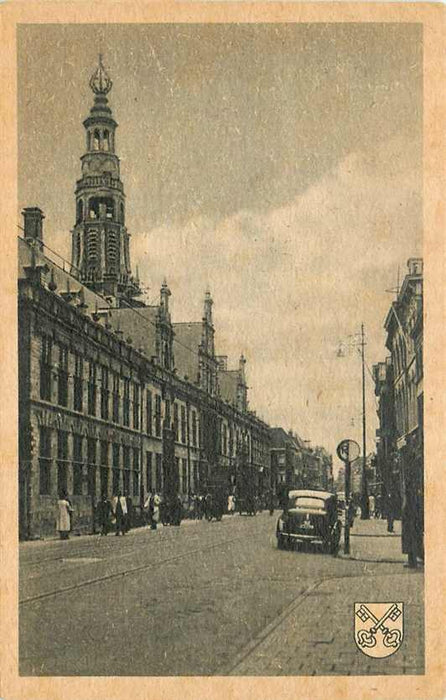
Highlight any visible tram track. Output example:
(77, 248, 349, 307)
(19, 530, 260, 606)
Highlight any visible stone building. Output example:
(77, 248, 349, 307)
(374, 258, 424, 563)
(373, 357, 400, 516)
(18, 57, 270, 540)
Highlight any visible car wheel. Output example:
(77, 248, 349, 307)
(330, 522, 342, 556)
(277, 534, 287, 550)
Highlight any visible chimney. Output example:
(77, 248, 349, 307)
(22, 207, 44, 250)
(160, 278, 171, 314)
(407, 258, 423, 276)
(203, 289, 213, 325)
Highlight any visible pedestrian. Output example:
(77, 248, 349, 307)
(347, 500, 356, 529)
(112, 491, 127, 536)
(227, 493, 235, 515)
(172, 494, 183, 526)
(268, 490, 275, 516)
(387, 490, 395, 532)
(369, 495, 375, 519)
(197, 494, 204, 520)
(56, 492, 73, 540)
(204, 492, 212, 521)
(401, 469, 423, 569)
(150, 492, 161, 530)
(97, 494, 111, 536)
(124, 495, 132, 533)
(144, 491, 152, 527)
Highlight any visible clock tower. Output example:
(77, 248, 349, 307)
(71, 55, 141, 305)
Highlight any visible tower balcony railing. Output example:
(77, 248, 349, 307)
(76, 175, 123, 192)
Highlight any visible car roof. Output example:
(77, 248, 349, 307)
(288, 489, 336, 500)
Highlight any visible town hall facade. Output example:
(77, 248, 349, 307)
(18, 57, 271, 539)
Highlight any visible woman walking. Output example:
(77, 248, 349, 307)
(56, 492, 73, 540)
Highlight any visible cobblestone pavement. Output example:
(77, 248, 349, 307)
(229, 518, 424, 676)
(19, 513, 424, 676)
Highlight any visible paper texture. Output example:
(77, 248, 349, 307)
(1, 2, 445, 699)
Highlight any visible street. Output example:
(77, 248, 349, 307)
(19, 512, 424, 676)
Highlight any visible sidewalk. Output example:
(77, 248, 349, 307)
(341, 516, 405, 564)
(229, 518, 424, 676)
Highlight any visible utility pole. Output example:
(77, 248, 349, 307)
(360, 323, 370, 519)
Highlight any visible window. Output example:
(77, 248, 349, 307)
(40, 336, 52, 401)
(112, 372, 120, 423)
(100, 440, 109, 497)
(57, 430, 68, 497)
(112, 443, 120, 494)
(133, 448, 140, 497)
(173, 403, 179, 441)
(133, 383, 140, 430)
(191, 411, 197, 447)
(87, 437, 97, 497)
(93, 129, 100, 150)
(123, 379, 130, 427)
(73, 434, 83, 495)
(100, 366, 109, 420)
(57, 345, 69, 407)
(39, 426, 52, 495)
(123, 445, 130, 495)
(155, 453, 162, 492)
(146, 452, 152, 493)
(76, 199, 83, 224)
(146, 390, 152, 435)
(182, 458, 188, 494)
(164, 398, 171, 430)
(193, 461, 199, 492)
(180, 406, 186, 444)
(154, 395, 161, 437)
(87, 362, 97, 416)
(74, 355, 83, 412)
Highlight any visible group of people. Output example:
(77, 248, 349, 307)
(56, 488, 275, 540)
(97, 492, 133, 536)
(56, 491, 134, 539)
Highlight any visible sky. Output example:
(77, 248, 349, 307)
(18, 23, 423, 466)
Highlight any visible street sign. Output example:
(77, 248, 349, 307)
(337, 439, 360, 463)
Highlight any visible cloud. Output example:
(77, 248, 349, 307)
(132, 132, 421, 459)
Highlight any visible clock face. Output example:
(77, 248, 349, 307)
(82, 155, 118, 177)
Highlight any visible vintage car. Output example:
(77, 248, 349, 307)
(276, 489, 342, 556)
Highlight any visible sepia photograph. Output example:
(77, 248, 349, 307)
(11, 16, 430, 683)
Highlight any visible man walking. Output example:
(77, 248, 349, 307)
(113, 492, 127, 536)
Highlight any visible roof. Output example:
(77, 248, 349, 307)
(288, 489, 335, 500)
(172, 322, 202, 382)
(108, 306, 158, 358)
(270, 427, 306, 451)
(18, 237, 111, 312)
(219, 369, 239, 405)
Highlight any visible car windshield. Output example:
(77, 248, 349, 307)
(288, 496, 326, 510)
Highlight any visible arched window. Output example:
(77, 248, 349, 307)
(76, 200, 83, 223)
(103, 130, 109, 151)
(93, 130, 100, 150)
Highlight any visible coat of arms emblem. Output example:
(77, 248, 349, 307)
(354, 603, 404, 658)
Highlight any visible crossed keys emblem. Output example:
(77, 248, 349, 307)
(354, 603, 404, 658)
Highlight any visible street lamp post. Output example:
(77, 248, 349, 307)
(337, 326, 370, 519)
(360, 323, 370, 520)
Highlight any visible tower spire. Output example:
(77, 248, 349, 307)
(70, 58, 141, 306)
(89, 54, 113, 95)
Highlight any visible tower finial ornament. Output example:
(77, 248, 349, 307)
(89, 54, 113, 95)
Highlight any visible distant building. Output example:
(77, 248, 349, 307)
(374, 258, 424, 564)
(269, 429, 333, 501)
(373, 357, 400, 516)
